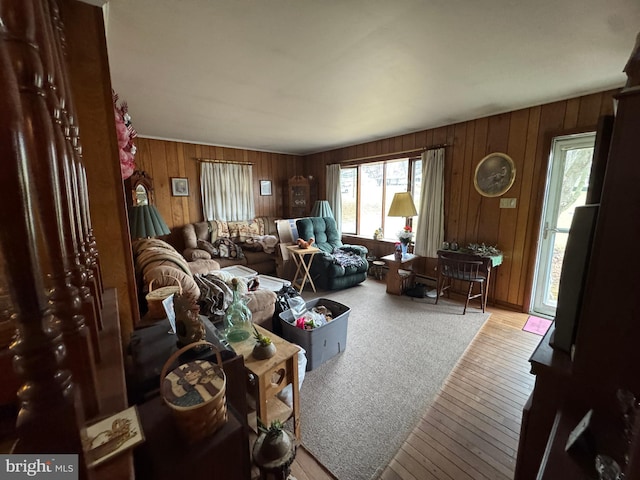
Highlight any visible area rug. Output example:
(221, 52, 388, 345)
(523, 315, 553, 336)
(297, 281, 490, 480)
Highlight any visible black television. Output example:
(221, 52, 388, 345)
(549, 204, 599, 354)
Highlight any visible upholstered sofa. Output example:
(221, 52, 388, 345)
(132, 238, 277, 329)
(296, 217, 369, 290)
(183, 217, 279, 275)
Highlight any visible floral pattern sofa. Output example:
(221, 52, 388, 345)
(182, 217, 280, 275)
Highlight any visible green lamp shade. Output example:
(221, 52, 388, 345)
(310, 200, 334, 218)
(128, 204, 171, 239)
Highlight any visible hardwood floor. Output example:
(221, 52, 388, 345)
(377, 304, 541, 480)
(287, 301, 542, 480)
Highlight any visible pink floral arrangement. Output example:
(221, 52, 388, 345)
(398, 225, 413, 244)
(113, 90, 137, 179)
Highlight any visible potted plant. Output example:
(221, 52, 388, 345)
(253, 419, 295, 466)
(252, 326, 276, 360)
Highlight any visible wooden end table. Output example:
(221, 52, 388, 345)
(381, 253, 418, 295)
(286, 245, 321, 293)
(229, 325, 301, 439)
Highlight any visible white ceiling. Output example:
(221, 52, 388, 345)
(105, 0, 640, 155)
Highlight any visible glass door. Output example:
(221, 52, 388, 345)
(531, 132, 595, 318)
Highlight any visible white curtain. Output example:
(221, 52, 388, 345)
(415, 148, 445, 257)
(201, 162, 255, 221)
(326, 164, 342, 234)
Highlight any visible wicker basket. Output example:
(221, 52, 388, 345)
(160, 341, 227, 442)
(145, 276, 182, 319)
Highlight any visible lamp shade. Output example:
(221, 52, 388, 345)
(128, 204, 171, 239)
(310, 200, 334, 218)
(387, 192, 418, 217)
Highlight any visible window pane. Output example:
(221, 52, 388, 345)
(384, 160, 409, 240)
(340, 167, 357, 233)
(360, 163, 383, 237)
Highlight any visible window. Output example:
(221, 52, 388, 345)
(340, 167, 357, 233)
(340, 157, 421, 239)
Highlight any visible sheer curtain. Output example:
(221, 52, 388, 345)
(201, 162, 255, 221)
(326, 164, 342, 234)
(415, 148, 445, 257)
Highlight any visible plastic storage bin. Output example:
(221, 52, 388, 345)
(279, 298, 350, 371)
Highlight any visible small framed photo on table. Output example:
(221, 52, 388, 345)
(171, 177, 189, 197)
(260, 180, 272, 196)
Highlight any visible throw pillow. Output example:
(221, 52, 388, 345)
(213, 238, 245, 259)
(197, 239, 218, 257)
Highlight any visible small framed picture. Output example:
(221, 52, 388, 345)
(84, 405, 145, 467)
(171, 177, 189, 197)
(260, 180, 272, 196)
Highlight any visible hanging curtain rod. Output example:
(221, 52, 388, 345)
(194, 158, 254, 165)
(334, 143, 450, 165)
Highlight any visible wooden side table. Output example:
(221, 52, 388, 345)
(286, 245, 321, 293)
(381, 253, 418, 295)
(229, 325, 301, 439)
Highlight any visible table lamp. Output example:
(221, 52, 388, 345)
(388, 192, 417, 224)
(128, 204, 171, 239)
(310, 200, 334, 218)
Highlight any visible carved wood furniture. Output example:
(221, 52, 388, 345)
(0, 1, 133, 478)
(287, 176, 311, 218)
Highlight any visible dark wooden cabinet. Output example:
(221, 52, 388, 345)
(287, 175, 318, 218)
(135, 397, 250, 480)
(127, 319, 251, 480)
(515, 42, 640, 480)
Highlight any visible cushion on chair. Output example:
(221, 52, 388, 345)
(296, 216, 368, 290)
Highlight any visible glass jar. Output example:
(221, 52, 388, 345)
(224, 278, 253, 343)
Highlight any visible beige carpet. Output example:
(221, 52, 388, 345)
(296, 280, 490, 480)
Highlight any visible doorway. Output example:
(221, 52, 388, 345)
(530, 132, 596, 318)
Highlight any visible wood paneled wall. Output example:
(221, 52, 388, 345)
(133, 138, 301, 250)
(303, 90, 617, 311)
(136, 90, 616, 311)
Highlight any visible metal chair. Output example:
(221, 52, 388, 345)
(435, 252, 487, 314)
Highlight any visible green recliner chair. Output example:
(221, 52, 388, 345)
(295, 217, 369, 290)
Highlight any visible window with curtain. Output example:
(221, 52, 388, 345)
(340, 157, 421, 238)
(201, 162, 255, 221)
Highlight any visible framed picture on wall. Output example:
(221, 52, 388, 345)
(260, 180, 272, 196)
(171, 177, 189, 197)
(473, 153, 516, 197)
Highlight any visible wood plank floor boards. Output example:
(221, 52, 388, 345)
(290, 446, 338, 480)
(285, 303, 542, 480)
(378, 304, 541, 480)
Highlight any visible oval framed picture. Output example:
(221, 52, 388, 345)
(474, 153, 516, 197)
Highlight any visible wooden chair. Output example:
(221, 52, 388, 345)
(435, 253, 487, 314)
